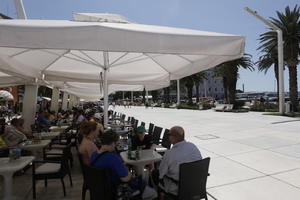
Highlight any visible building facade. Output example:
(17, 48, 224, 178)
(194, 69, 225, 100)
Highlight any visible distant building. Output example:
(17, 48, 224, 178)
(194, 69, 224, 100)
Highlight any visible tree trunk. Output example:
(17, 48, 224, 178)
(223, 77, 228, 103)
(274, 64, 279, 101)
(195, 83, 200, 103)
(288, 65, 298, 111)
(187, 86, 193, 105)
(227, 73, 238, 104)
(163, 87, 170, 104)
(151, 90, 158, 102)
(142, 88, 146, 104)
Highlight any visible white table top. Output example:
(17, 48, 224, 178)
(49, 125, 69, 131)
(40, 131, 60, 139)
(22, 140, 51, 150)
(0, 156, 35, 174)
(120, 149, 162, 165)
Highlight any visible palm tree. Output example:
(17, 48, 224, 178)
(214, 67, 229, 102)
(258, 5, 300, 111)
(215, 54, 254, 104)
(182, 75, 194, 105)
(163, 87, 170, 104)
(256, 47, 279, 98)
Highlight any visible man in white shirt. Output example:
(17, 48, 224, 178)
(158, 126, 202, 197)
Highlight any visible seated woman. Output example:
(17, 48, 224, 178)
(78, 121, 99, 165)
(15, 118, 32, 138)
(132, 126, 153, 150)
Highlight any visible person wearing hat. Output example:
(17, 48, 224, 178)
(132, 125, 153, 150)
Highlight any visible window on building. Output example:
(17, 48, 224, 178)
(208, 88, 211, 92)
(215, 88, 217, 92)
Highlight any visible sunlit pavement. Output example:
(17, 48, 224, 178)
(114, 106, 300, 200)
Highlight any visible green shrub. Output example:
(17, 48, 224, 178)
(202, 103, 214, 110)
(177, 104, 199, 110)
(233, 101, 245, 109)
(250, 103, 278, 112)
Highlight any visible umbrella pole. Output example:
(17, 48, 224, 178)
(103, 52, 109, 127)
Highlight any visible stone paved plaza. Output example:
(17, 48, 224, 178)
(1, 106, 300, 200)
(114, 106, 300, 200)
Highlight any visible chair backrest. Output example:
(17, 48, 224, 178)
(77, 153, 86, 176)
(121, 114, 126, 121)
(85, 165, 112, 200)
(178, 158, 210, 200)
(161, 129, 171, 149)
(0, 118, 5, 135)
(130, 117, 135, 125)
(152, 126, 163, 144)
(148, 123, 154, 135)
(133, 119, 139, 129)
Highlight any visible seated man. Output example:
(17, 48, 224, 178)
(90, 130, 157, 199)
(89, 130, 131, 185)
(132, 126, 153, 150)
(1, 118, 27, 147)
(36, 111, 50, 129)
(158, 126, 202, 197)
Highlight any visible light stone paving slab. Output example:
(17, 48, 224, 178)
(272, 169, 300, 188)
(228, 150, 300, 174)
(114, 106, 300, 199)
(196, 147, 220, 159)
(208, 176, 300, 200)
(272, 144, 300, 159)
(234, 135, 299, 149)
(207, 157, 264, 188)
(201, 140, 259, 156)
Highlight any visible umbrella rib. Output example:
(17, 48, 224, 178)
(42, 49, 103, 68)
(109, 52, 129, 66)
(79, 50, 104, 68)
(109, 54, 161, 68)
(0, 67, 32, 80)
(177, 55, 193, 63)
(143, 53, 170, 74)
(70, 51, 104, 68)
(41, 50, 71, 72)
(9, 49, 31, 57)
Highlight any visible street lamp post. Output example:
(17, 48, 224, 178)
(244, 7, 285, 114)
(14, 0, 27, 19)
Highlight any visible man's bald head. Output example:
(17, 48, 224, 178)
(169, 126, 185, 143)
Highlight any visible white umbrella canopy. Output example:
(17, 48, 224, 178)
(0, 90, 14, 101)
(53, 80, 169, 100)
(0, 71, 33, 87)
(0, 14, 245, 125)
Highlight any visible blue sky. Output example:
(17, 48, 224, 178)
(0, 0, 299, 92)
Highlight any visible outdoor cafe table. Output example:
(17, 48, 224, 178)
(0, 156, 35, 200)
(22, 140, 51, 159)
(120, 149, 162, 178)
(40, 131, 60, 140)
(49, 125, 69, 132)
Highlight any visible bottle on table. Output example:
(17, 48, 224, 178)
(127, 137, 132, 159)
